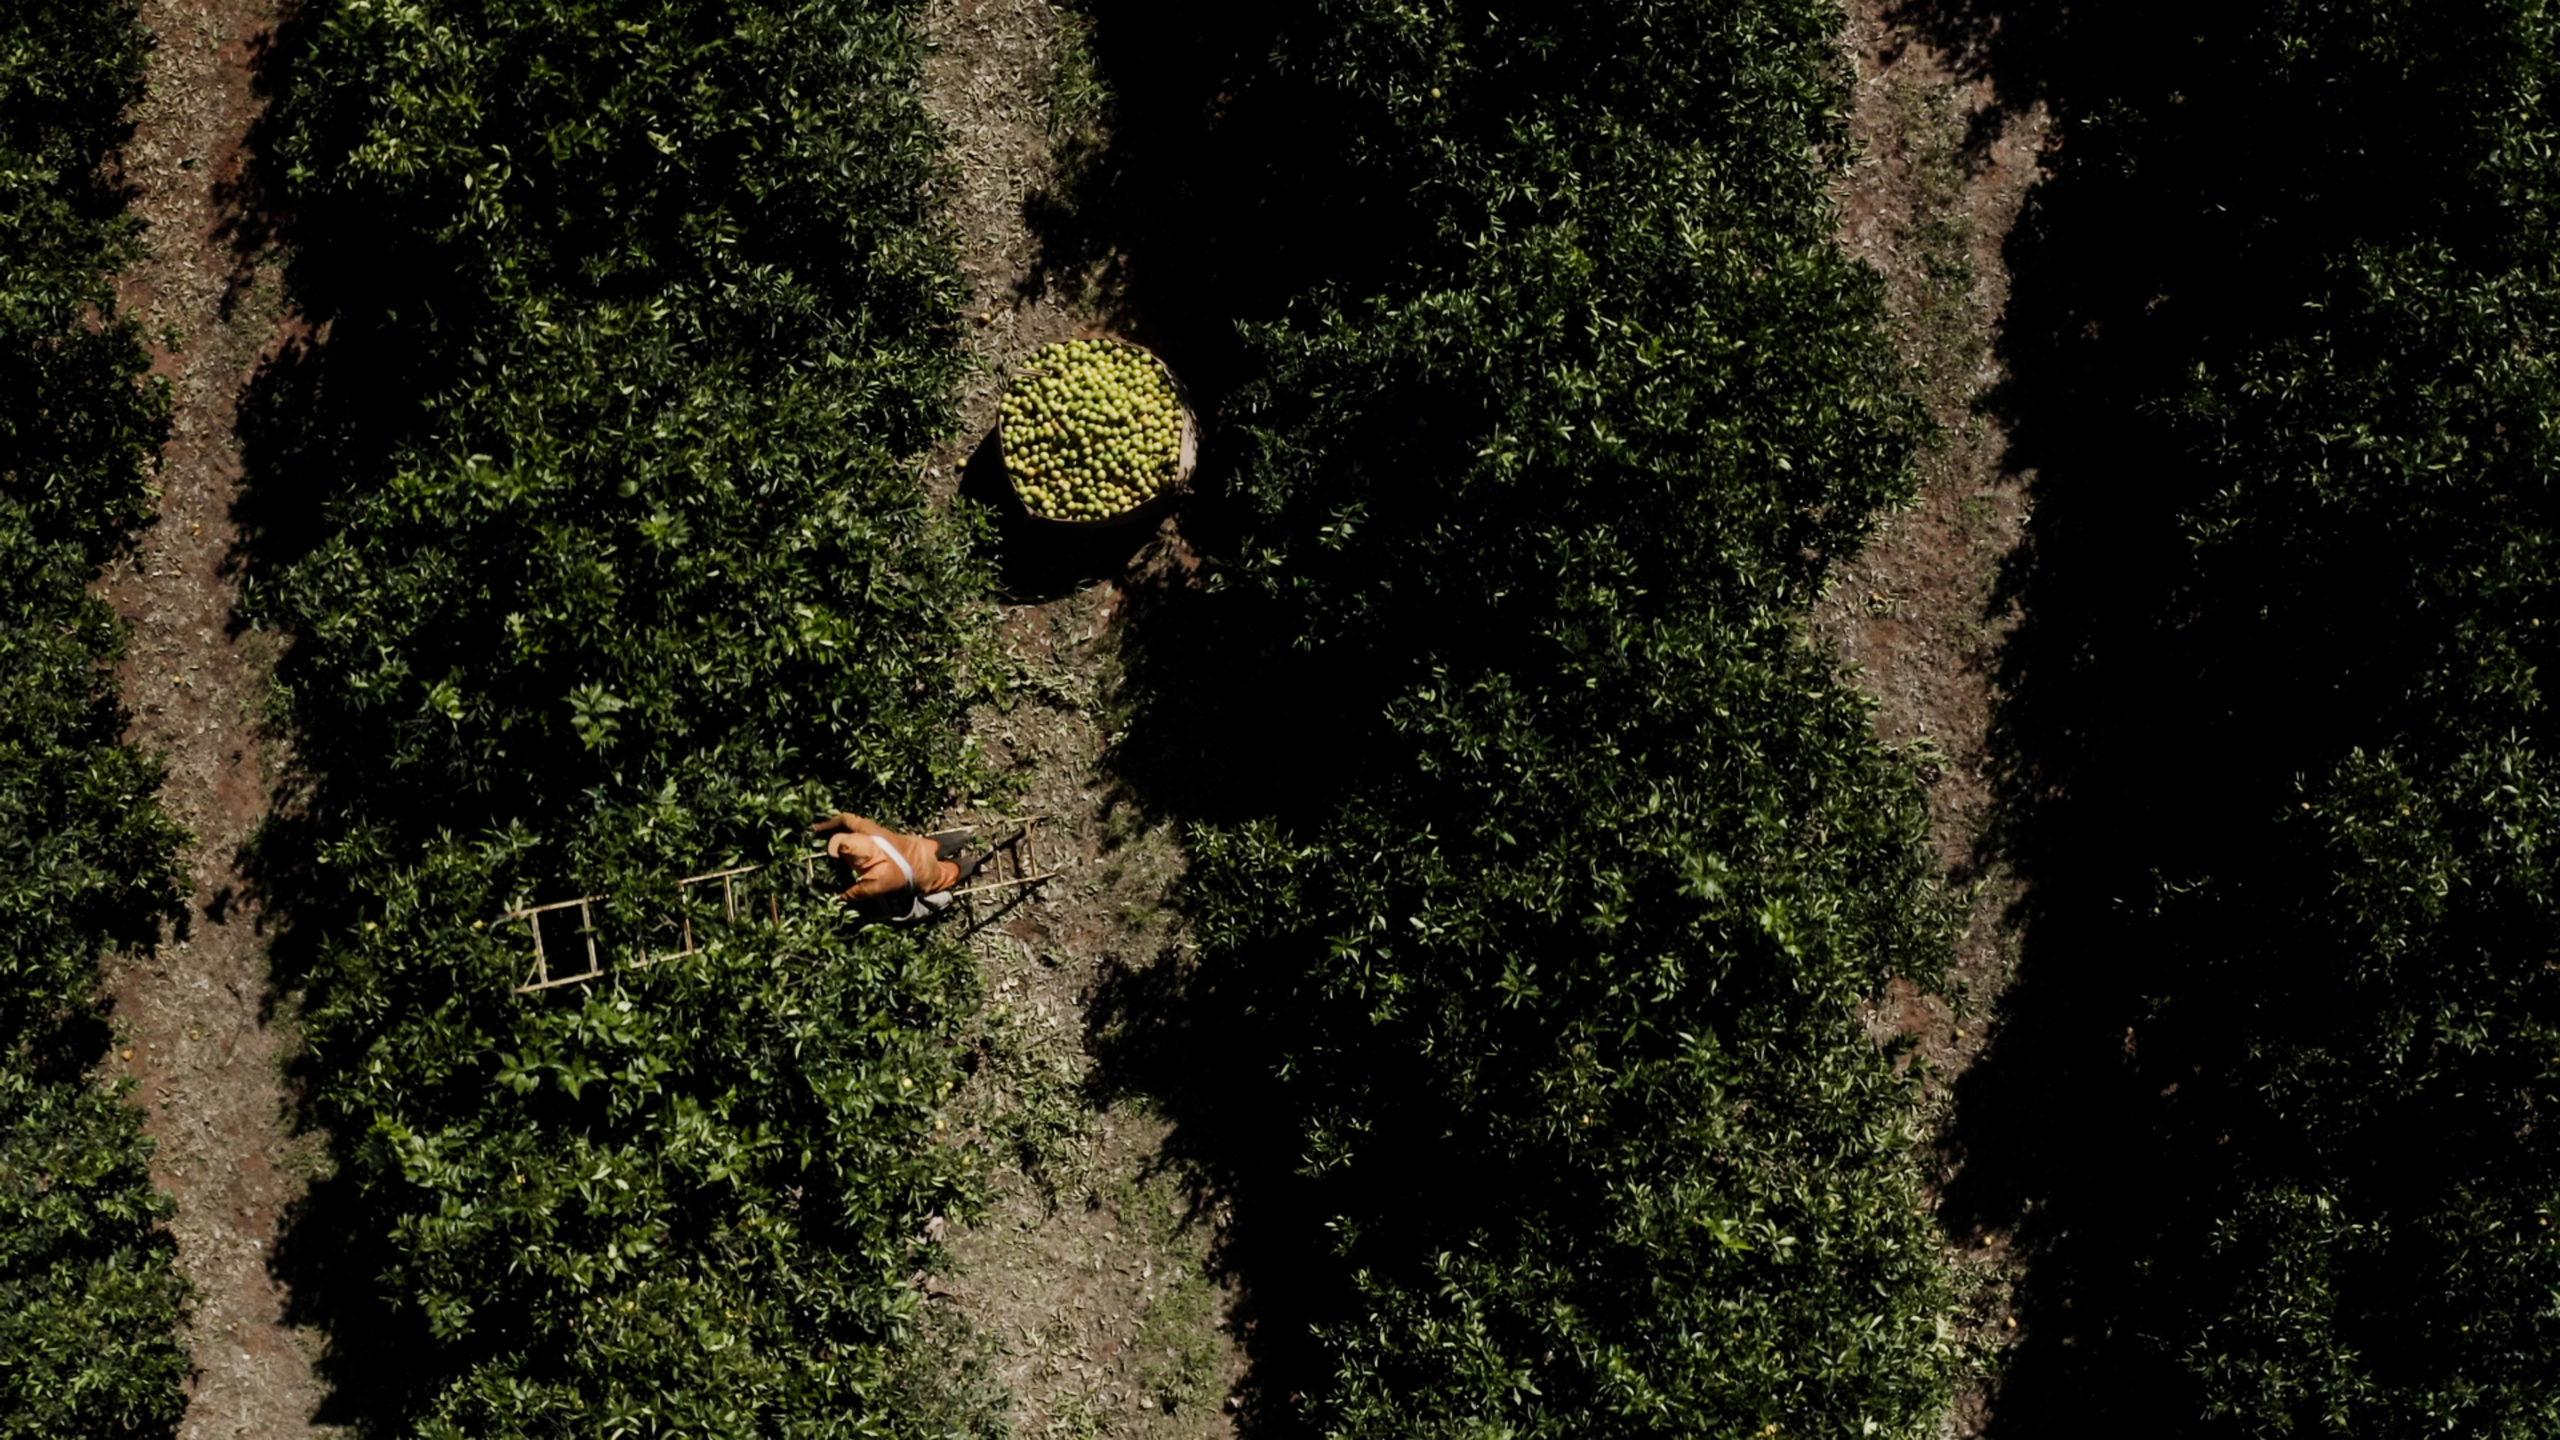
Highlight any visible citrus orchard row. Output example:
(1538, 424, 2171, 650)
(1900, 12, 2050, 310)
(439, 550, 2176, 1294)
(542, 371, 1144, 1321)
(1128, 3, 1960, 1435)
(251, 0, 997, 1433)
(0, 2, 194, 1432)
(1979, 2, 2560, 1430)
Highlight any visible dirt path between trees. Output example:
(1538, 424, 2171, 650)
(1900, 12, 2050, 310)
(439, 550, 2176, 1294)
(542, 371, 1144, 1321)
(918, 4, 1245, 1436)
(1822, 5, 2049, 1434)
(99, 0, 328, 1435)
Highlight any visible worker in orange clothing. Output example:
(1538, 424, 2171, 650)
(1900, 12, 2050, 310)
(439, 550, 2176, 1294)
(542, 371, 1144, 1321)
(810, 812, 985, 920)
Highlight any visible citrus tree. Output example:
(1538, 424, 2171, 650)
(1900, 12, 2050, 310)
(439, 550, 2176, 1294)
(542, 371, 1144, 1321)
(0, 2, 192, 1433)
(255, 0, 999, 1431)
(1960, 0, 2560, 1431)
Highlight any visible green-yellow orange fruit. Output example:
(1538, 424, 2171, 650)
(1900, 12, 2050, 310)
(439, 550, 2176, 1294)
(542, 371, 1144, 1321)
(1001, 338, 1184, 521)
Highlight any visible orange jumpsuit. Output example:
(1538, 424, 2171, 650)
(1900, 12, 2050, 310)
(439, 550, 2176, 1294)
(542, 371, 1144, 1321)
(812, 813, 960, 900)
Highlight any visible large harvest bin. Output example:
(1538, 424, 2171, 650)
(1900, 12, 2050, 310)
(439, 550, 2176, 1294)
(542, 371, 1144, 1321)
(994, 338, 1198, 534)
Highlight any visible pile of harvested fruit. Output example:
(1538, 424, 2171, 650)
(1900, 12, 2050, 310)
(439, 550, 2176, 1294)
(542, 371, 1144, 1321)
(999, 338, 1187, 521)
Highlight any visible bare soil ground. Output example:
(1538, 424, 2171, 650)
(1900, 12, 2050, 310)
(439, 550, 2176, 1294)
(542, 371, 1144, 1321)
(1820, 5, 2049, 1435)
(919, 2, 1244, 1434)
(97, 0, 329, 1434)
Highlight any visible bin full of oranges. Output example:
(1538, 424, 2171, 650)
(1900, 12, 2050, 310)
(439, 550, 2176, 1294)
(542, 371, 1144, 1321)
(996, 338, 1197, 530)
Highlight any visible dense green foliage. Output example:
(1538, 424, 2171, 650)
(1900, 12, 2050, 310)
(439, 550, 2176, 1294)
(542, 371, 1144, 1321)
(0, 2, 194, 1435)
(1926, 0, 2560, 1432)
(1085, 3, 1957, 1434)
(255, 0, 996, 1432)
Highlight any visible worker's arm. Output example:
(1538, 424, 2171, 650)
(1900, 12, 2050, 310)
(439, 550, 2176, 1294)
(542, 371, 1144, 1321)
(810, 812, 892, 838)
(841, 871, 904, 901)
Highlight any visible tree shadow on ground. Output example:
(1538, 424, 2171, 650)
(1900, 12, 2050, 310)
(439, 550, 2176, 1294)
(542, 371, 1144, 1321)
(956, 427, 1179, 604)
(215, 3, 497, 1430)
(1012, 6, 1409, 395)
(1026, 0, 1449, 788)
(1007, 5, 1436, 1430)
(1886, 0, 2536, 1434)
(1075, 945, 1328, 1436)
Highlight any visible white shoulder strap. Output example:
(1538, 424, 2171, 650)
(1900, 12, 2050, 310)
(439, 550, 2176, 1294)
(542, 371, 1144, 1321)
(870, 833, 921, 891)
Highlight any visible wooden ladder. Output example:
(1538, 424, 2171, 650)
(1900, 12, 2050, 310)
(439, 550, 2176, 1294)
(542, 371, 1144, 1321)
(506, 816, 1059, 994)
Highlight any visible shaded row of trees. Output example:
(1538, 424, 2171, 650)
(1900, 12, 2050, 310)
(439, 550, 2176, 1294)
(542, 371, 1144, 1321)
(1913, 0, 2560, 1433)
(1053, 3, 1962, 1435)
